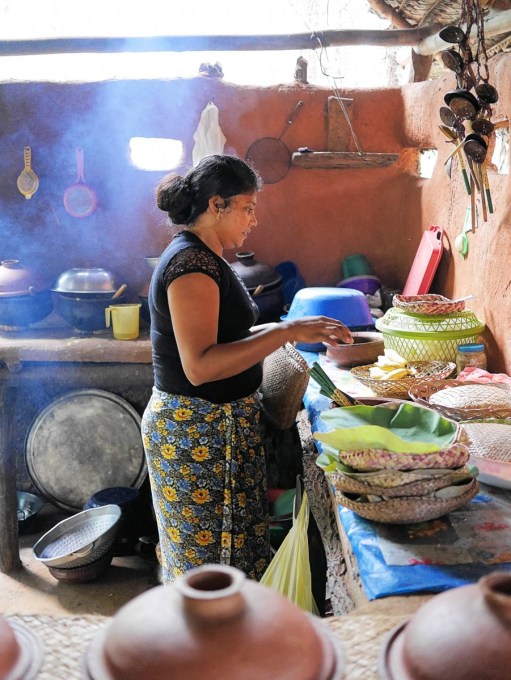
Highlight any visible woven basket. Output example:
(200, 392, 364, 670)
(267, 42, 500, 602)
(462, 421, 511, 488)
(393, 294, 467, 315)
(350, 361, 456, 399)
(337, 441, 469, 472)
(260, 342, 309, 429)
(409, 379, 511, 421)
(375, 308, 485, 362)
(327, 466, 466, 489)
(332, 479, 479, 524)
(326, 465, 473, 498)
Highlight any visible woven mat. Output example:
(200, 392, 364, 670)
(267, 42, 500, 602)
(5, 611, 405, 680)
(326, 613, 406, 679)
(6, 613, 109, 680)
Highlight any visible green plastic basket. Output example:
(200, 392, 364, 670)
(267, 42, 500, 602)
(375, 308, 485, 362)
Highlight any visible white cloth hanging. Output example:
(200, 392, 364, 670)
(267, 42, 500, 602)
(192, 102, 227, 166)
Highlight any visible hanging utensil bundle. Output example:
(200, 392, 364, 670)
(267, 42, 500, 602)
(439, 0, 497, 221)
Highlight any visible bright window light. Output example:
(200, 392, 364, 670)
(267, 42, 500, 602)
(491, 125, 509, 175)
(129, 137, 183, 171)
(418, 149, 437, 179)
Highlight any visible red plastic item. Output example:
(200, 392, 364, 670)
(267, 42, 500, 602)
(402, 225, 444, 296)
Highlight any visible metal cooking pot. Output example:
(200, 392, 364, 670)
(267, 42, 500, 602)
(54, 293, 126, 332)
(230, 251, 284, 323)
(0, 291, 53, 329)
(52, 268, 117, 296)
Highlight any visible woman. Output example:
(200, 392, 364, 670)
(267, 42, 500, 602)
(142, 154, 353, 584)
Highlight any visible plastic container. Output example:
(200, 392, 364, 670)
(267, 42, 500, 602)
(375, 307, 485, 362)
(337, 275, 381, 295)
(284, 287, 374, 351)
(341, 253, 372, 279)
(456, 343, 487, 373)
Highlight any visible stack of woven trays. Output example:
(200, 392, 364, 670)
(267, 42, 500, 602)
(316, 403, 479, 524)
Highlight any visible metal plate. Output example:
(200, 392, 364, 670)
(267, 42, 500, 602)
(26, 389, 147, 513)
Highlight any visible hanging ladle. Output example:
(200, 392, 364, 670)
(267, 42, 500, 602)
(441, 49, 464, 75)
(464, 134, 488, 164)
(445, 90, 480, 120)
(439, 25, 466, 44)
(475, 83, 499, 105)
(439, 125, 471, 195)
(439, 106, 457, 128)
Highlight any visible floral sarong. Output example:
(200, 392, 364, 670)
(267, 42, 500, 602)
(141, 388, 271, 583)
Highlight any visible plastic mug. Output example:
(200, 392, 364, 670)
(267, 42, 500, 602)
(341, 253, 372, 279)
(105, 303, 141, 340)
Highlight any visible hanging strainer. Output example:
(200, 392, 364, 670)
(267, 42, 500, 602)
(32, 504, 122, 569)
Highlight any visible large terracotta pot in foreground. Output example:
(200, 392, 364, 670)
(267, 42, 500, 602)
(380, 571, 511, 680)
(84, 564, 345, 680)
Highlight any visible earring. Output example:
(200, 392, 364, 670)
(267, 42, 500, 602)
(216, 211, 221, 221)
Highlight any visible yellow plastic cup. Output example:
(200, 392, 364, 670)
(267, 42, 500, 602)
(105, 303, 141, 340)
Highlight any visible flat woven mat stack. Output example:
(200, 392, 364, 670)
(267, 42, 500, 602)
(6, 611, 405, 680)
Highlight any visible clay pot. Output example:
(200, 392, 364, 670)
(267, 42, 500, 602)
(0, 615, 42, 680)
(84, 564, 345, 680)
(230, 251, 284, 323)
(0, 259, 48, 297)
(379, 571, 511, 680)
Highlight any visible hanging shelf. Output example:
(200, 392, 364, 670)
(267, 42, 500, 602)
(291, 151, 400, 169)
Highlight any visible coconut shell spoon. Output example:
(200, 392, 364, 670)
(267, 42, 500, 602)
(17, 146, 39, 200)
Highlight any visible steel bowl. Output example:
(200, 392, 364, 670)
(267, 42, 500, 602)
(32, 504, 122, 569)
(17, 491, 44, 524)
(52, 268, 117, 295)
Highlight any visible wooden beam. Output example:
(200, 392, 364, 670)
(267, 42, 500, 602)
(292, 151, 399, 169)
(0, 26, 440, 57)
(416, 8, 511, 55)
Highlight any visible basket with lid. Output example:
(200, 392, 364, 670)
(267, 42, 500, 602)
(375, 307, 485, 362)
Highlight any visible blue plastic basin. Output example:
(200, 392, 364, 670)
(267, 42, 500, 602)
(283, 287, 374, 351)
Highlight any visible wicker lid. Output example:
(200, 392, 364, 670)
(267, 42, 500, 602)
(376, 307, 485, 337)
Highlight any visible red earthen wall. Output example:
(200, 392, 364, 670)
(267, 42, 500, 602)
(0, 64, 509, 371)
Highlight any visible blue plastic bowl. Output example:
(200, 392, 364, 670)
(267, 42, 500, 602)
(284, 287, 374, 351)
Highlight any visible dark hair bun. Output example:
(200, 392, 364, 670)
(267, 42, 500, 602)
(155, 175, 192, 223)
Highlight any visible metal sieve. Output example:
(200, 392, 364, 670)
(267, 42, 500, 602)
(32, 504, 122, 569)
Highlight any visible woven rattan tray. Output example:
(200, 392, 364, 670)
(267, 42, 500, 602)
(332, 479, 479, 524)
(350, 361, 456, 399)
(393, 294, 467, 315)
(337, 441, 469, 472)
(326, 465, 473, 498)
(409, 379, 511, 421)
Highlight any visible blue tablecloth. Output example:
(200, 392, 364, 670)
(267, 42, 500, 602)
(301, 350, 511, 601)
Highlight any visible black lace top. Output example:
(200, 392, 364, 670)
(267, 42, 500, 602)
(148, 231, 262, 403)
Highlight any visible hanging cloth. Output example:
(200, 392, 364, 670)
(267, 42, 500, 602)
(192, 102, 227, 166)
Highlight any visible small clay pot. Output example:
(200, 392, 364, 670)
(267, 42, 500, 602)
(379, 572, 511, 680)
(84, 564, 346, 680)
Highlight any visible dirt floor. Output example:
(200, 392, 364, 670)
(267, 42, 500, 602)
(0, 503, 160, 617)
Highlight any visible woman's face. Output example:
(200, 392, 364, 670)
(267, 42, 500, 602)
(217, 192, 258, 250)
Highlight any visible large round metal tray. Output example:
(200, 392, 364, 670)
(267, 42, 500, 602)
(26, 389, 147, 512)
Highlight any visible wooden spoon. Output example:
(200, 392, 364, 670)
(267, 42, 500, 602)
(111, 284, 127, 299)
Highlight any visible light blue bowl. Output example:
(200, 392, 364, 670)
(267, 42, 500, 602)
(284, 287, 374, 351)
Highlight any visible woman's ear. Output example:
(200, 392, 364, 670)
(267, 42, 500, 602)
(208, 195, 223, 214)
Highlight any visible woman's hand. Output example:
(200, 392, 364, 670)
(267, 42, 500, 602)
(282, 316, 354, 346)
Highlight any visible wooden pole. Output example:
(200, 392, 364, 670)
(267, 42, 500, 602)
(0, 379, 21, 573)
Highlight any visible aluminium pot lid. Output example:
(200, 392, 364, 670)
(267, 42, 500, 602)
(26, 389, 147, 513)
